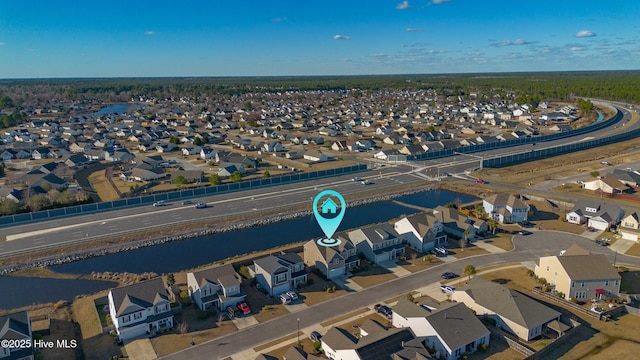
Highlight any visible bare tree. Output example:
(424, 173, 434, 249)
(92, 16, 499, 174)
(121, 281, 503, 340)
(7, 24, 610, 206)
(178, 321, 189, 334)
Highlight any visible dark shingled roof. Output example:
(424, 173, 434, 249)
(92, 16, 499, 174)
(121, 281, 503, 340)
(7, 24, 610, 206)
(110, 278, 170, 317)
(425, 302, 490, 351)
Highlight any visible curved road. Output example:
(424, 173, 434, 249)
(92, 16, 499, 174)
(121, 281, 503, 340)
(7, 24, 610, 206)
(159, 230, 640, 360)
(0, 104, 636, 258)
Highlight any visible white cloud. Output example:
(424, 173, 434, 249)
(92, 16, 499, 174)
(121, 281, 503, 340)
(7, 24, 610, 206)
(333, 34, 351, 40)
(575, 30, 596, 38)
(272, 17, 287, 23)
(396, 1, 413, 10)
(405, 28, 425, 32)
(0, 42, 4, 46)
(431, 0, 450, 3)
(491, 39, 533, 47)
(570, 47, 584, 51)
(144, 31, 155, 35)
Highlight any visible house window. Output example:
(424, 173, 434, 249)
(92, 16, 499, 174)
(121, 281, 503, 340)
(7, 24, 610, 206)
(581, 282, 585, 287)
(122, 315, 130, 323)
(572, 282, 575, 288)
(605, 280, 609, 286)
(615, 280, 619, 286)
(134, 312, 142, 320)
(275, 273, 287, 283)
(625, 222, 634, 228)
(546, 266, 549, 271)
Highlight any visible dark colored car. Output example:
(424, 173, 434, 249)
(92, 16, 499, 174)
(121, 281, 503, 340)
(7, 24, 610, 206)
(226, 306, 238, 318)
(310, 331, 322, 342)
(441, 272, 458, 279)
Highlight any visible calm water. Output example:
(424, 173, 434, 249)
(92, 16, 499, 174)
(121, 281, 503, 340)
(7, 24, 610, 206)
(0, 277, 116, 310)
(2, 189, 471, 309)
(93, 104, 134, 115)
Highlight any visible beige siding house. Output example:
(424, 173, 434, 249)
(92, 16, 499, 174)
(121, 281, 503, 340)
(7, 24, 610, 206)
(303, 235, 360, 279)
(619, 212, 640, 241)
(534, 245, 621, 301)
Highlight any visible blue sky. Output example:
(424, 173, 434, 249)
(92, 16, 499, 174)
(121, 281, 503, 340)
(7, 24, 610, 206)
(1, 0, 638, 78)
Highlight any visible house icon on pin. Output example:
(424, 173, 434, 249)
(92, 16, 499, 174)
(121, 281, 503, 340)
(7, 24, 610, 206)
(320, 197, 339, 214)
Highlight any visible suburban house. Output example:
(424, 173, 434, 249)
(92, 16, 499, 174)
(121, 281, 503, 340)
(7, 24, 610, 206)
(619, 212, 640, 241)
(432, 206, 488, 240)
(534, 244, 621, 301)
(249, 252, 307, 296)
(394, 212, 447, 252)
(565, 200, 624, 230)
(583, 177, 628, 194)
(391, 298, 490, 360)
(187, 264, 246, 311)
(303, 150, 328, 162)
(348, 224, 405, 264)
(321, 318, 423, 360)
(303, 235, 360, 279)
(108, 278, 174, 341)
(483, 194, 529, 224)
(452, 277, 562, 341)
(0, 311, 34, 360)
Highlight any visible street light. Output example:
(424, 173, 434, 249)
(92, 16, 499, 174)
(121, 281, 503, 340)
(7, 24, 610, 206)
(297, 318, 300, 346)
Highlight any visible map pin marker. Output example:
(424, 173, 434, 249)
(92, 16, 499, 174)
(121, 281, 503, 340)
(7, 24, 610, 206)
(313, 190, 346, 247)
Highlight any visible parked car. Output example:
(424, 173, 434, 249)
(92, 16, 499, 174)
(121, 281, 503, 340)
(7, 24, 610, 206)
(517, 231, 532, 236)
(601, 161, 611, 165)
(285, 291, 298, 301)
(586, 226, 597, 232)
(440, 285, 455, 294)
(310, 331, 322, 342)
(237, 302, 251, 315)
(475, 179, 486, 184)
(181, 200, 192, 205)
(375, 304, 392, 319)
(153, 201, 166, 207)
(441, 272, 458, 279)
(226, 306, 238, 318)
(591, 306, 604, 314)
(434, 247, 447, 255)
(280, 293, 292, 305)
(195, 202, 207, 209)
(596, 239, 609, 246)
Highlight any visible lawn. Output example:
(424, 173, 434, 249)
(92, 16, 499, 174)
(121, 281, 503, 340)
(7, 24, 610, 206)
(72, 294, 105, 339)
(263, 338, 318, 359)
(536, 219, 585, 234)
(398, 249, 443, 273)
(478, 266, 540, 294)
(350, 264, 397, 288)
(298, 272, 349, 306)
(480, 233, 514, 251)
(625, 243, 640, 257)
(446, 239, 489, 259)
(88, 170, 120, 202)
(151, 321, 238, 358)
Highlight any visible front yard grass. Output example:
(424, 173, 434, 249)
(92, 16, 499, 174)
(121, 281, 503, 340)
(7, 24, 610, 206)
(398, 249, 443, 273)
(264, 338, 317, 359)
(72, 294, 105, 340)
(625, 243, 640, 257)
(88, 170, 120, 202)
(298, 272, 349, 306)
(151, 321, 238, 358)
(447, 239, 489, 259)
(480, 233, 514, 251)
(536, 219, 586, 234)
(350, 264, 397, 288)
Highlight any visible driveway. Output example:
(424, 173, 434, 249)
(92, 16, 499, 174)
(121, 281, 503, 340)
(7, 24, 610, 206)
(332, 275, 364, 292)
(231, 315, 259, 330)
(378, 260, 412, 277)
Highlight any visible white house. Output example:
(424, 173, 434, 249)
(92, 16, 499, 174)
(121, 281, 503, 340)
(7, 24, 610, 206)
(187, 264, 245, 311)
(200, 147, 217, 160)
(303, 150, 328, 162)
(394, 212, 447, 252)
(483, 194, 528, 224)
(565, 200, 623, 230)
(392, 298, 490, 360)
(108, 278, 174, 341)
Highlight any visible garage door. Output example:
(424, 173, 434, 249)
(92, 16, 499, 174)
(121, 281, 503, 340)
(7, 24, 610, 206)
(588, 219, 607, 231)
(328, 267, 344, 279)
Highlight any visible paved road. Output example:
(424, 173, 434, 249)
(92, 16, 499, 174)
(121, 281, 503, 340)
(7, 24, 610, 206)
(159, 230, 640, 360)
(0, 104, 635, 258)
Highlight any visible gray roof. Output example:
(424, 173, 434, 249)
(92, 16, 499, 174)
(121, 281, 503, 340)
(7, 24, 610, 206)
(191, 264, 240, 290)
(349, 223, 399, 245)
(393, 297, 432, 319)
(391, 338, 434, 360)
(254, 255, 289, 275)
(0, 311, 30, 340)
(456, 277, 560, 328)
(556, 245, 621, 281)
(110, 278, 169, 317)
(425, 302, 490, 351)
(402, 212, 439, 238)
(484, 193, 527, 210)
(570, 200, 622, 221)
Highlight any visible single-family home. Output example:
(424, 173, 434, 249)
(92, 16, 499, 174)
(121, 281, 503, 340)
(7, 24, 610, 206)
(432, 206, 488, 240)
(391, 298, 490, 360)
(583, 176, 628, 194)
(452, 277, 562, 341)
(534, 244, 621, 301)
(321, 318, 421, 360)
(483, 194, 529, 224)
(565, 200, 623, 230)
(303, 150, 328, 162)
(249, 252, 307, 296)
(187, 264, 246, 311)
(200, 147, 218, 160)
(619, 212, 640, 241)
(108, 278, 174, 341)
(303, 235, 360, 279)
(394, 212, 447, 252)
(0, 311, 34, 360)
(348, 224, 405, 264)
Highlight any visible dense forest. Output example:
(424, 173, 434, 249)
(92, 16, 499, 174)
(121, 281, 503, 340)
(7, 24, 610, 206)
(0, 71, 639, 106)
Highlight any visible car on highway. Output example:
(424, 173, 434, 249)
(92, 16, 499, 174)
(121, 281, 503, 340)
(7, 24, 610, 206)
(237, 302, 251, 315)
(361, 179, 372, 185)
(181, 200, 192, 205)
(475, 179, 486, 184)
(310, 331, 322, 342)
(352, 177, 362, 182)
(152, 201, 166, 207)
(601, 161, 611, 165)
(440, 285, 455, 294)
(441, 272, 458, 279)
(194, 202, 207, 209)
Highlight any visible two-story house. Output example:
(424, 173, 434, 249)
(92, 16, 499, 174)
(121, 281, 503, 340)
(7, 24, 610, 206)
(303, 234, 361, 279)
(565, 200, 624, 231)
(249, 252, 307, 296)
(108, 278, 174, 341)
(619, 212, 640, 241)
(187, 264, 245, 311)
(392, 298, 490, 360)
(482, 194, 529, 224)
(534, 244, 621, 301)
(348, 224, 405, 264)
(432, 206, 488, 240)
(452, 277, 562, 341)
(394, 212, 447, 253)
(0, 311, 34, 360)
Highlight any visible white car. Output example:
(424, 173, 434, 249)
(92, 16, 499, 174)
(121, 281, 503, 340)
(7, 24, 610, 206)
(352, 177, 362, 182)
(361, 180, 372, 185)
(280, 293, 292, 305)
(285, 291, 298, 301)
(153, 201, 166, 207)
(194, 202, 207, 209)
